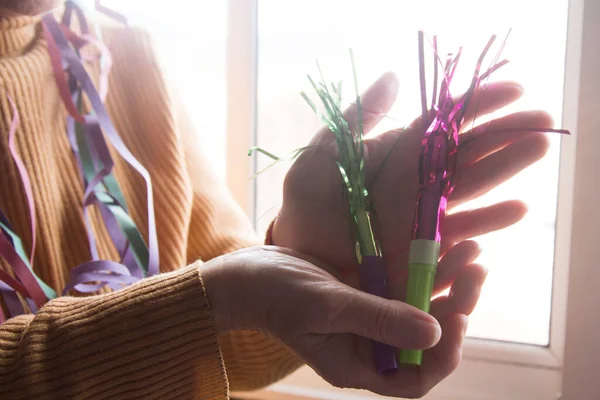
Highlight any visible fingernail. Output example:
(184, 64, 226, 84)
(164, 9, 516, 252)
(427, 319, 442, 346)
(415, 316, 442, 347)
(378, 71, 399, 95)
(461, 315, 469, 335)
(515, 83, 525, 94)
(482, 267, 490, 281)
(472, 240, 483, 255)
(381, 71, 399, 85)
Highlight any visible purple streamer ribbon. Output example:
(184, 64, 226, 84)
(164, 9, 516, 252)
(0, 4, 154, 322)
(42, 16, 159, 278)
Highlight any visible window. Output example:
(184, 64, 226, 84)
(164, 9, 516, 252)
(228, 0, 600, 399)
(102, 0, 228, 181)
(254, 0, 568, 347)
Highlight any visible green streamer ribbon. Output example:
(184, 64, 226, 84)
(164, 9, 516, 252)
(73, 90, 150, 275)
(0, 222, 57, 299)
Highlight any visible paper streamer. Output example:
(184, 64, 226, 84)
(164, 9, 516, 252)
(0, 3, 156, 321)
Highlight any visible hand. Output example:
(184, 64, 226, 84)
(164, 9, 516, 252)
(202, 246, 485, 398)
(272, 73, 551, 391)
(274, 73, 550, 286)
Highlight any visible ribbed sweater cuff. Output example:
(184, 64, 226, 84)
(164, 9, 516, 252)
(0, 262, 228, 399)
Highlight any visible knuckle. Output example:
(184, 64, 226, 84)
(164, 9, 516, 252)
(328, 377, 346, 389)
(324, 370, 364, 391)
(317, 285, 348, 331)
(323, 371, 349, 390)
(446, 350, 463, 374)
(405, 385, 431, 399)
(370, 304, 391, 341)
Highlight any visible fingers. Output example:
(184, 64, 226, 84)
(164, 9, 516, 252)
(310, 72, 399, 147)
(430, 263, 488, 318)
(310, 261, 486, 398)
(416, 313, 468, 397)
(362, 81, 526, 180)
(322, 286, 441, 350)
(460, 81, 524, 128)
(423, 261, 488, 393)
(378, 260, 485, 397)
(451, 132, 550, 206)
(393, 240, 481, 301)
(441, 201, 527, 253)
(345, 314, 469, 399)
(411, 81, 524, 134)
(458, 110, 554, 166)
(433, 241, 481, 295)
(383, 201, 522, 298)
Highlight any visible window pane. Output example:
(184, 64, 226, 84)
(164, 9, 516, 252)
(103, 0, 228, 179)
(256, 0, 568, 345)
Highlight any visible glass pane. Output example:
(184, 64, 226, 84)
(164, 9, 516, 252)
(256, 0, 568, 345)
(103, 0, 228, 179)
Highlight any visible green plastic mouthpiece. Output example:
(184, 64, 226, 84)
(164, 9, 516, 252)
(399, 239, 441, 366)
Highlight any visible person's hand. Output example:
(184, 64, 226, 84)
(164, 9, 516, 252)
(271, 72, 551, 392)
(202, 246, 485, 398)
(274, 73, 550, 290)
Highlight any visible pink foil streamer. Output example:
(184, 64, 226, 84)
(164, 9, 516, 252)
(412, 32, 569, 243)
(412, 32, 497, 242)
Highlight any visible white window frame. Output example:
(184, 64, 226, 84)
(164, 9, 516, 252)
(225, 0, 258, 218)
(228, 0, 600, 398)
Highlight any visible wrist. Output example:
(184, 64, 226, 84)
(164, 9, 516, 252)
(201, 250, 269, 334)
(200, 256, 236, 334)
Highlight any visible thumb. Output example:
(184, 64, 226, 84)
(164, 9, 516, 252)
(325, 287, 442, 350)
(309, 71, 400, 148)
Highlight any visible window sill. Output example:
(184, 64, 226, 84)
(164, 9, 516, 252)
(234, 356, 561, 400)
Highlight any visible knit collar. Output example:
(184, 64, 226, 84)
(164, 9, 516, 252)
(0, 15, 41, 57)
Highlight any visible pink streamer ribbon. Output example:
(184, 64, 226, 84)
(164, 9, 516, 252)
(6, 96, 36, 266)
(0, 97, 47, 310)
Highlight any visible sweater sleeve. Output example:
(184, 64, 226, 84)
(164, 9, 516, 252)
(0, 263, 229, 400)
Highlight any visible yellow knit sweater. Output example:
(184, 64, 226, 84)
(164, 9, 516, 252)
(0, 15, 300, 399)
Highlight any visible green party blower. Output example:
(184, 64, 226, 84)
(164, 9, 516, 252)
(251, 51, 398, 372)
(300, 52, 399, 372)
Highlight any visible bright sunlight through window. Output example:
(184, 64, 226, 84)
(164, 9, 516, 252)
(102, 0, 228, 181)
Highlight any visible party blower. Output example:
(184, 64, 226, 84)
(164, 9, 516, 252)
(399, 31, 569, 365)
(251, 51, 398, 373)
(300, 51, 400, 372)
(398, 31, 506, 366)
